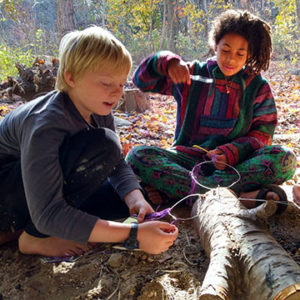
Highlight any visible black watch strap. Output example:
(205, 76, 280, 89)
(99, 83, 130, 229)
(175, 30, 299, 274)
(123, 222, 139, 250)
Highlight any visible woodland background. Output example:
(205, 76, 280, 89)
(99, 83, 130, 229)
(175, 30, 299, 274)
(0, 0, 300, 81)
(0, 1, 299, 299)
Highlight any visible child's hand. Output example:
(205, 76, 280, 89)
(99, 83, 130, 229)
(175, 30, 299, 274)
(124, 189, 154, 222)
(167, 59, 191, 85)
(137, 221, 178, 254)
(207, 149, 227, 170)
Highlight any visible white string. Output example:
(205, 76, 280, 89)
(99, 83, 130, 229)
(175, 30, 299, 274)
(155, 160, 289, 224)
(191, 160, 241, 190)
(168, 193, 203, 221)
(191, 161, 289, 206)
(239, 197, 289, 205)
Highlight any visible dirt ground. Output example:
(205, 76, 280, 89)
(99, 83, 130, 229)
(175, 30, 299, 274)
(0, 169, 299, 300)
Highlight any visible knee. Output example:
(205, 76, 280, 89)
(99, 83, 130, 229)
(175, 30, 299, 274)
(272, 146, 297, 181)
(102, 128, 122, 164)
(60, 128, 122, 168)
(125, 145, 161, 165)
(125, 145, 145, 163)
(265, 145, 296, 168)
(82, 128, 122, 166)
(280, 147, 297, 169)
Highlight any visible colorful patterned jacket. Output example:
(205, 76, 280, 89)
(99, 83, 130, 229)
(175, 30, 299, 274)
(133, 51, 277, 166)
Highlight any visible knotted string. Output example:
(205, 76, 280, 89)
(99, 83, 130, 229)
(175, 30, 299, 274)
(142, 193, 205, 224)
(140, 158, 241, 223)
(43, 161, 289, 264)
(141, 159, 290, 223)
(190, 160, 241, 191)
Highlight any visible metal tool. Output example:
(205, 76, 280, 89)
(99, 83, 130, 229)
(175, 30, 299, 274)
(190, 74, 213, 83)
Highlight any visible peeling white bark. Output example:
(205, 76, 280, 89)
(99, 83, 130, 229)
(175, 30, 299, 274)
(192, 188, 300, 300)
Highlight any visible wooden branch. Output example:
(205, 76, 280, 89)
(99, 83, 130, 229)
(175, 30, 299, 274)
(0, 57, 58, 101)
(192, 188, 300, 300)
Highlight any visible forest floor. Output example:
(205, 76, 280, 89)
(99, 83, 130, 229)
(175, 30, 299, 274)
(0, 61, 299, 300)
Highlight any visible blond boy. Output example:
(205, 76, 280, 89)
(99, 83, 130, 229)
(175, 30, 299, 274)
(0, 26, 177, 256)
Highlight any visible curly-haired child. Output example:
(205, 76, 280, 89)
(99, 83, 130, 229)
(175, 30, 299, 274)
(0, 26, 178, 257)
(126, 10, 296, 210)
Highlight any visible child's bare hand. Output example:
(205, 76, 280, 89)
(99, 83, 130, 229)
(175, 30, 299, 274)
(167, 59, 191, 85)
(207, 149, 227, 170)
(137, 221, 178, 254)
(124, 189, 154, 222)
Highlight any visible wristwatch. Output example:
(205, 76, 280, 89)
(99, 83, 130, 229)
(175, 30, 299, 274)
(123, 222, 139, 250)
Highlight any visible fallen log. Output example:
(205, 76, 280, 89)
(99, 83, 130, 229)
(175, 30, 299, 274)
(0, 56, 58, 101)
(192, 188, 300, 300)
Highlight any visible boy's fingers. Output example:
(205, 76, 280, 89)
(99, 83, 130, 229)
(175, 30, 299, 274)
(159, 223, 178, 236)
(159, 222, 175, 229)
(137, 210, 146, 222)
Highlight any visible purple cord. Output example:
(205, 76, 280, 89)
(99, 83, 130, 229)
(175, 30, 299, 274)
(133, 208, 172, 221)
(144, 208, 180, 225)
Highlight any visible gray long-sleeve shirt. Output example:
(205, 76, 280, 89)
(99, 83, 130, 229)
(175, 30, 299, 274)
(0, 91, 140, 244)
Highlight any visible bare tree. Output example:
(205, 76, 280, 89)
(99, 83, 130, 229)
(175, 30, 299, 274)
(166, 0, 175, 51)
(160, 0, 167, 49)
(296, 0, 300, 34)
(202, 0, 209, 41)
(57, 0, 75, 42)
(260, 0, 265, 17)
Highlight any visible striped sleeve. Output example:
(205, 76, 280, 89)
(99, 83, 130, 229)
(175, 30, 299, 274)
(217, 81, 277, 165)
(132, 51, 181, 95)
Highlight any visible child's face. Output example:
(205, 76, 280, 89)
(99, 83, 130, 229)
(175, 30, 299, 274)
(66, 66, 128, 123)
(215, 33, 249, 77)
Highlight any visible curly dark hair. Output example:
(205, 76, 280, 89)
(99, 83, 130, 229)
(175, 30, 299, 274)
(208, 10, 272, 74)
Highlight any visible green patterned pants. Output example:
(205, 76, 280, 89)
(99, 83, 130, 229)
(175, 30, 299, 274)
(126, 145, 296, 201)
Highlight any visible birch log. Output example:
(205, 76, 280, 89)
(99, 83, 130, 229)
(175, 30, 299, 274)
(192, 188, 300, 300)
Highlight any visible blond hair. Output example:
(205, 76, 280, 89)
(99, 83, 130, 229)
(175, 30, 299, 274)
(55, 26, 132, 92)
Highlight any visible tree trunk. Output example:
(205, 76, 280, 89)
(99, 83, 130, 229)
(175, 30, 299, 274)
(160, 0, 167, 49)
(201, 0, 209, 42)
(57, 0, 75, 42)
(166, 0, 175, 51)
(260, 0, 265, 17)
(253, 0, 258, 14)
(295, 0, 300, 38)
(192, 188, 300, 300)
(235, 0, 241, 9)
(148, 0, 155, 53)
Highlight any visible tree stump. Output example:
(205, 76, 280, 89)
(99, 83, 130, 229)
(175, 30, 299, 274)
(192, 188, 300, 300)
(118, 88, 150, 112)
